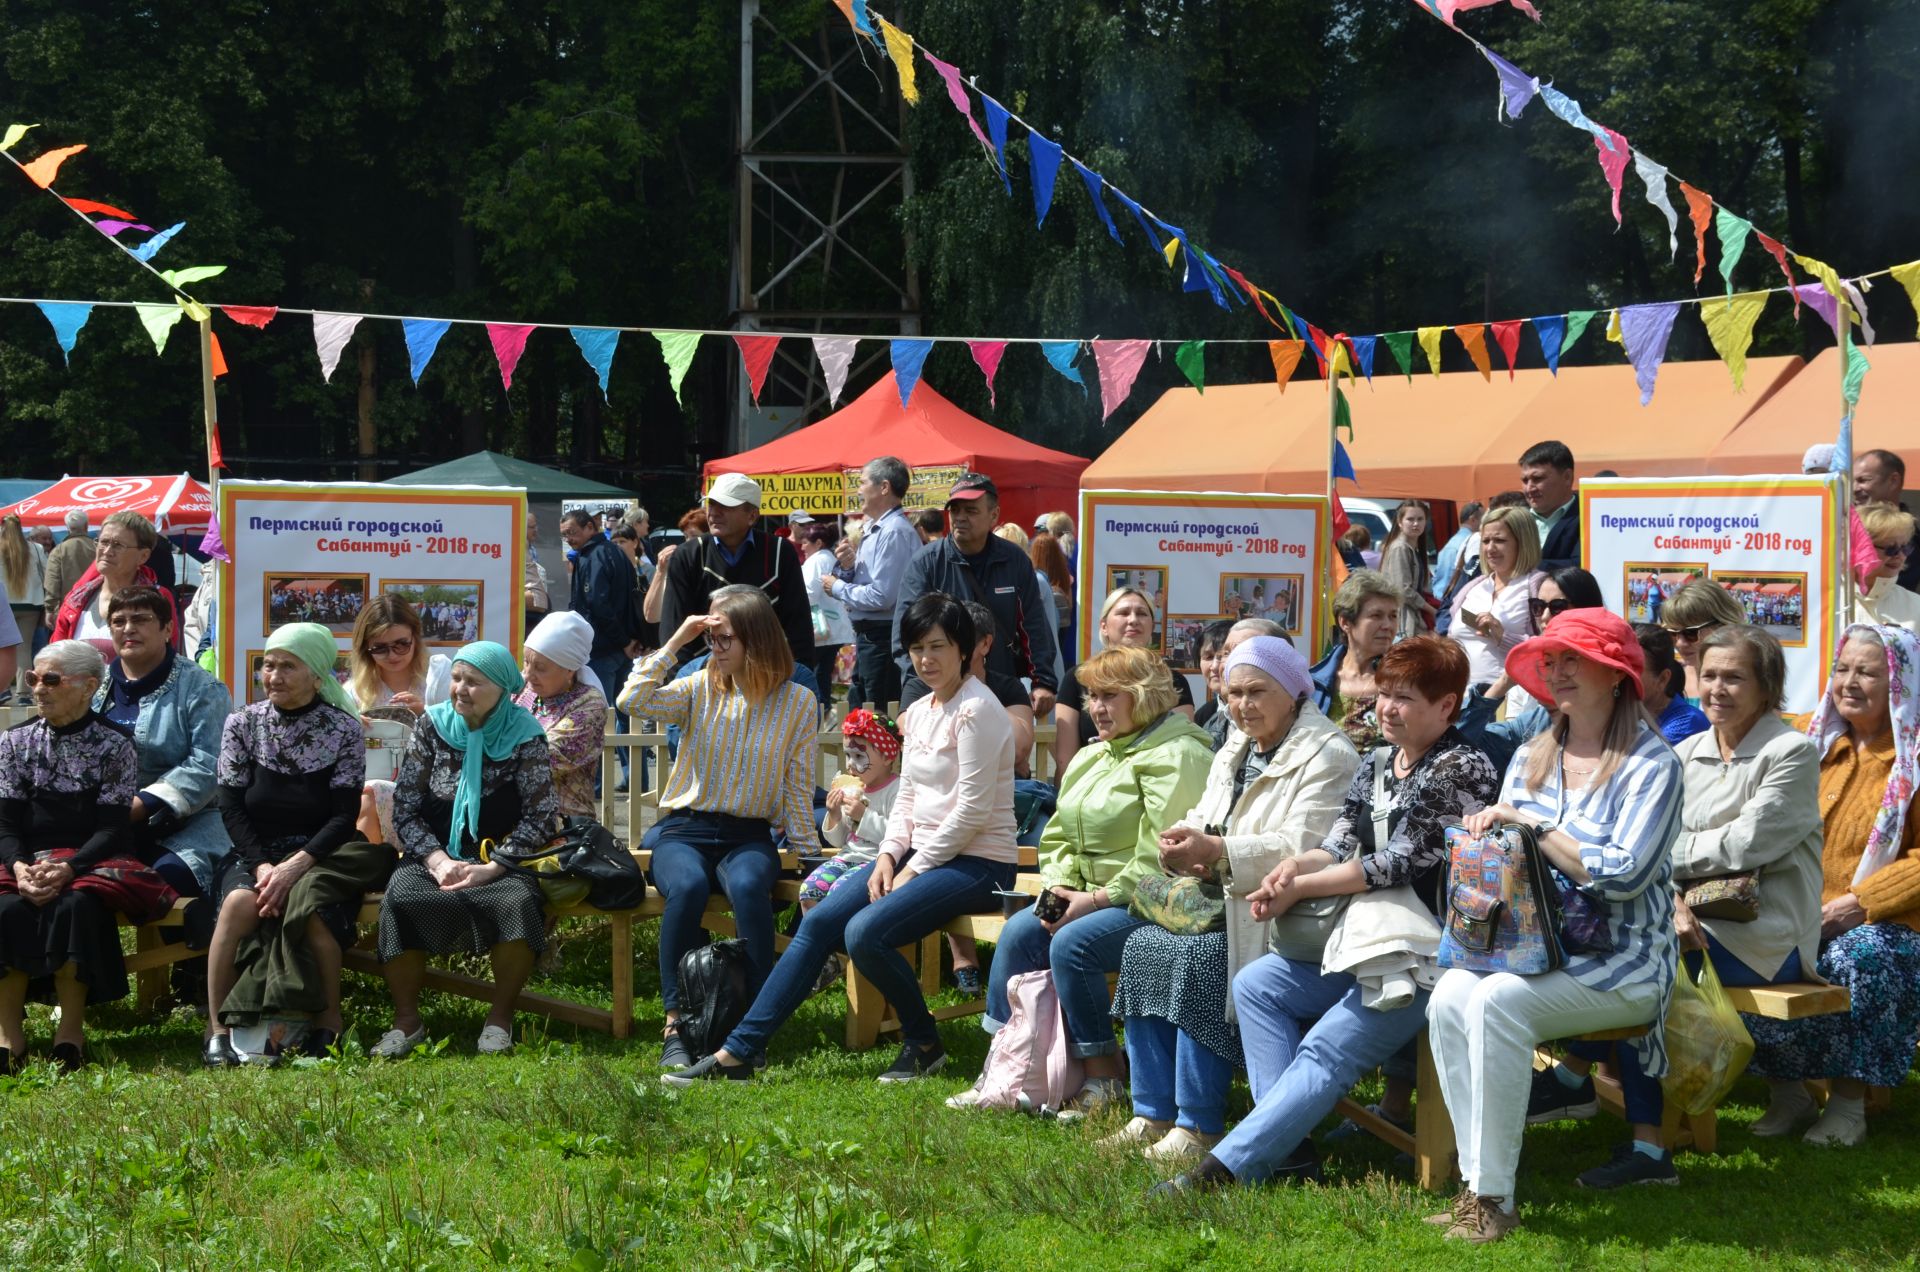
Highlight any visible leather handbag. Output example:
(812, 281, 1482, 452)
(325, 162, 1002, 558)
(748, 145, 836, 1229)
(1682, 873, 1761, 922)
(1129, 871, 1226, 936)
(485, 815, 647, 911)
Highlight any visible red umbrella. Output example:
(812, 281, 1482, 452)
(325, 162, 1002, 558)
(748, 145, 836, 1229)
(0, 474, 213, 536)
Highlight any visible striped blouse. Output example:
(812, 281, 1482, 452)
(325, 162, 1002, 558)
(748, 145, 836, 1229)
(1502, 721, 1682, 1076)
(617, 649, 818, 849)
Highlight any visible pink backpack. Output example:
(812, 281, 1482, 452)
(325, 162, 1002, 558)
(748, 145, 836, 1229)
(970, 970, 1084, 1114)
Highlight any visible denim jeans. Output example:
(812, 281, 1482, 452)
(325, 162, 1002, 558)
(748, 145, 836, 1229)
(984, 904, 1145, 1058)
(645, 813, 782, 1015)
(1125, 1016, 1236, 1135)
(589, 653, 632, 781)
(724, 854, 1014, 1059)
(849, 622, 900, 711)
(1211, 954, 1430, 1181)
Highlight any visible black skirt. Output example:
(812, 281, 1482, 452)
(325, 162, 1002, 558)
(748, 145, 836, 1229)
(376, 861, 547, 960)
(0, 890, 129, 1006)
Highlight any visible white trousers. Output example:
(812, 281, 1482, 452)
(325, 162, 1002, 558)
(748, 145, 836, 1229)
(1428, 967, 1659, 1201)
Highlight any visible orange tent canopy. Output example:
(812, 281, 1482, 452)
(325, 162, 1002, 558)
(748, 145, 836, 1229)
(1760, 582, 1800, 596)
(1708, 341, 1920, 475)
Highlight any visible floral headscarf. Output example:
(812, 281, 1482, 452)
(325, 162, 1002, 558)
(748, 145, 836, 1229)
(1805, 622, 1920, 885)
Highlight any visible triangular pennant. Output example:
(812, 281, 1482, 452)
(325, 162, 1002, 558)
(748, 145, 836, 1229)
(35, 301, 92, 365)
(19, 143, 85, 188)
(1382, 331, 1415, 381)
(1618, 302, 1682, 405)
(1027, 130, 1064, 227)
(922, 52, 992, 152)
(1071, 161, 1123, 243)
(1327, 336, 1356, 385)
(1531, 315, 1567, 375)
(1417, 326, 1445, 376)
(159, 264, 226, 290)
(967, 340, 1008, 406)
(199, 510, 231, 564)
(1791, 284, 1842, 339)
(179, 298, 210, 324)
(1332, 382, 1353, 440)
(1539, 85, 1612, 149)
(1591, 128, 1632, 224)
(221, 305, 277, 329)
(1333, 439, 1358, 484)
(1892, 261, 1920, 327)
(92, 219, 153, 237)
(1699, 291, 1769, 391)
(1268, 339, 1307, 393)
(1162, 237, 1181, 269)
(488, 324, 535, 392)
(980, 95, 1014, 194)
(1632, 153, 1680, 260)
(1755, 230, 1799, 313)
(1, 123, 38, 153)
(1303, 322, 1331, 377)
(1112, 189, 1159, 247)
(1173, 340, 1206, 392)
(1842, 324, 1870, 410)
(1350, 335, 1378, 383)
(1222, 265, 1280, 329)
(1480, 47, 1539, 120)
(1561, 309, 1598, 354)
(848, 0, 876, 37)
(890, 338, 934, 406)
(1092, 339, 1152, 421)
(1266, 294, 1300, 340)
(1606, 308, 1624, 345)
(812, 335, 857, 407)
(1490, 320, 1523, 379)
(403, 319, 453, 385)
(1438, 0, 1542, 23)
(1841, 278, 1876, 347)
(134, 303, 186, 356)
(732, 333, 781, 405)
(1714, 208, 1752, 296)
(654, 331, 702, 405)
(208, 419, 227, 468)
(128, 222, 185, 264)
(63, 197, 135, 218)
(570, 327, 621, 398)
(1039, 340, 1086, 395)
(209, 331, 229, 379)
(1453, 324, 1492, 381)
(875, 17, 919, 105)
(1679, 182, 1714, 285)
(311, 313, 362, 383)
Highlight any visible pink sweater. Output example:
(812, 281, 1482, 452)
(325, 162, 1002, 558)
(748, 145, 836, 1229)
(880, 676, 1018, 867)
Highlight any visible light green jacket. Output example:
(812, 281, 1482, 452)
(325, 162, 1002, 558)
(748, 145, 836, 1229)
(1037, 711, 1214, 907)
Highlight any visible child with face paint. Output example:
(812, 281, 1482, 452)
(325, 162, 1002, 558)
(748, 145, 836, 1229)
(799, 710, 904, 908)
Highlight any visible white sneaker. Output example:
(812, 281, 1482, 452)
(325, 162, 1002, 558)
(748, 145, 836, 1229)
(1750, 1080, 1817, 1137)
(371, 1025, 427, 1059)
(1055, 1076, 1126, 1123)
(945, 1082, 990, 1110)
(1142, 1126, 1222, 1163)
(476, 1024, 514, 1055)
(1096, 1116, 1173, 1149)
(1803, 1096, 1867, 1147)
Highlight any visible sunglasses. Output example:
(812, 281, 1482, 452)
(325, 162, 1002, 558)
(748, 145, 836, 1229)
(1661, 622, 1717, 642)
(25, 671, 77, 688)
(1526, 597, 1574, 621)
(1875, 541, 1911, 560)
(367, 636, 416, 659)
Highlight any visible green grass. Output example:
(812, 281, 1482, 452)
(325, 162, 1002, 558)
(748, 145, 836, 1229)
(1, 917, 1914, 1270)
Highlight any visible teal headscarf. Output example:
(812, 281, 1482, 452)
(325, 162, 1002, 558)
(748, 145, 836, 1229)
(426, 641, 548, 855)
(264, 622, 357, 716)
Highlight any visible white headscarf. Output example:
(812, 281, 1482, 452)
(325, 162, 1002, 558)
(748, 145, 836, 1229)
(524, 611, 605, 702)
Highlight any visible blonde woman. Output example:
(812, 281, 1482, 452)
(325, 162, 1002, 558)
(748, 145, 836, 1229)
(1446, 506, 1542, 687)
(347, 595, 452, 717)
(1658, 580, 1748, 704)
(1853, 502, 1920, 639)
(1, 515, 48, 658)
(1054, 587, 1195, 773)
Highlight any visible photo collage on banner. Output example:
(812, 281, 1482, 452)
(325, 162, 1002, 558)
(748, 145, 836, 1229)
(1582, 475, 1846, 714)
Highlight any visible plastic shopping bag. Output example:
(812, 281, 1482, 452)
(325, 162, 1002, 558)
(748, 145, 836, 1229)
(1658, 956, 1755, 1116)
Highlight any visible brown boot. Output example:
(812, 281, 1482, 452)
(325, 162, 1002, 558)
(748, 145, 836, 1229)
(1424, 1188, 1476, 1227)
(1445, 1195, 1520, 1244)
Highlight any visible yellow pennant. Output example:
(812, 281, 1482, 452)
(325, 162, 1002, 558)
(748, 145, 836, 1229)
(1699, 291, 1769, 392)
(0, 122, 36, 153)
(1605, 309, 1623, 344)
(1163, 238, 1181, 268)
(1416, 326, 1444, 376)
(877, 18, 919, 105)
(1892, 261, 1920, 326)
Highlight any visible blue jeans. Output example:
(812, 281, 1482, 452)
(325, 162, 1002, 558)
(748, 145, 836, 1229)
(645, 813, 782, 1015)
(1212, 954, 1429, 1181)
(590, 653, 632, 780)
(1566, 933, 1803, 1125)
(724, 855, 1014, 1058)
(1125, 1016, 1236, 1135)
(984, 904, 1144, 1058)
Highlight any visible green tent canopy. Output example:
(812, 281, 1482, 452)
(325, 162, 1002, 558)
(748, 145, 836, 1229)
(385, 450, 636, 499)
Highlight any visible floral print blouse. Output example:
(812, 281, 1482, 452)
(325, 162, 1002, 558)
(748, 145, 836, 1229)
(392, 721, 558, 862)
(511, 683, 608, 819)
(0, 714, 140, 869)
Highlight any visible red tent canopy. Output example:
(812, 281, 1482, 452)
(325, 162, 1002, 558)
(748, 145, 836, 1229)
(704, 374, 1088, 531)
(0, 474, 213, 536)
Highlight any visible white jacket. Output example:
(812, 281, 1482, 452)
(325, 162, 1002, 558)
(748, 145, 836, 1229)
(1170, 704, 1360, 1016)
(1855, 576, 1920, 642)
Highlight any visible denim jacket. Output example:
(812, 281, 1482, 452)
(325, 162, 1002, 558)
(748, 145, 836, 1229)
(92, 655, 234, 889)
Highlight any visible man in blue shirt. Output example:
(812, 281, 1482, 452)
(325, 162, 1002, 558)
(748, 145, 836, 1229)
(823, 456, 917, 710)
(1433, 500, 1483, 599)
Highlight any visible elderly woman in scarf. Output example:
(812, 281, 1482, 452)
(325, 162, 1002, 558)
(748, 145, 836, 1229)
(1745, 623, 1920, 1147)
(514, 612, 609, 820)
(203, 623, 390, 1066)
(373, 641, 558, 1059)
(1104, 637, 1360, 1163)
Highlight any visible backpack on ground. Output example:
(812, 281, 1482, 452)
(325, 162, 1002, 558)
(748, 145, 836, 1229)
(675, 939, 757, 1058)
(964, 969, 1083, 1115)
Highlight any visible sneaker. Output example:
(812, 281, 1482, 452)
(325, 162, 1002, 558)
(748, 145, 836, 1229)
(1056, 1076, 1126, 1123)
(371, 1025, 427, 1059)
(1445, 1195, 1520, 1244)
(1326, 1101, 1412, 1141)
(953, 966, 983, 997)
(1097, 1116, 1174, 1149)
(1575, 1142, 1679, 1189)
(476, 1025, 514, 1055)
(659, 1024, 693, 1071)
(661, 1053, 755, 1087)
(1425, 1189, 1477, 1227)
(1751, 1081, 1817, 1138)
(1526, 1066, 1598, 1124)
(876, 1039, 947, 1083)
(945, 1081, 990, 1110)
(1143, 1126, 1223, 1163)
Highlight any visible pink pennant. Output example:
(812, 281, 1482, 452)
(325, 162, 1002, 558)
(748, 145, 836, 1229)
(968, 340, 1008, 407)
(1091, 340, 1152, 422)
(93, 219, 153, 237)
(922, 51, 992, 152)
(733, 334, 781, 405)
(488, 323, 535, 391)
(221, 306, 278, 329)
(1490, 319, 1523, 380)
(1594, 128, 1632, 225)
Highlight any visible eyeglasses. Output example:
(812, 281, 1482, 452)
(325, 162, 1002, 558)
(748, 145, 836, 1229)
(96, 538, 139, 554)
(1876, 541, 1912, 560)
(1662, 622, 1717, 642)
(1527, 597, 1574, 621)
(367, 636, 416, 659)
(108, 612, 158, 631)
(25, 671, 74, 688)
(707, 632, 736, 652)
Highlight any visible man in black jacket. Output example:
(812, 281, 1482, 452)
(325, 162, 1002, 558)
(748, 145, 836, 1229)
(1520, 439, 1580, 571)
(659, 472, 813, 666)
(891, 473, 1059, 712)
(562, 508, 637, 698)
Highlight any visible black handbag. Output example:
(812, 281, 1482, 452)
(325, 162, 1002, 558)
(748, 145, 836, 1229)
(676, 938, 756, 1058)
(489, 815, 647, 911)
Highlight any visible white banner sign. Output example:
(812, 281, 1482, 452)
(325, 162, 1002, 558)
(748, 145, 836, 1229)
(1582, 475, 1847, 713)
(218, 481, 527, 706)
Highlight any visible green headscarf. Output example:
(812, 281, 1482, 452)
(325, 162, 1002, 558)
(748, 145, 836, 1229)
(426, 640, 548, 855)
(264, 622, 357, 716)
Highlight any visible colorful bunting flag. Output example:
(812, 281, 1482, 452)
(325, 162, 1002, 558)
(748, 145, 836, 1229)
(1841, 324, 1870, 410)
(1173, 340, 1206, 392)
(403, 318, 452, 385)
(36, 301, 91, 365)
(1303, 322, 1331, 377)
(488, 323, 535, 392)
(876, 18, 919, 105)
(1539, 86, 1613, 150)
(134, 302, 185, 356)
(1267, 294, 1300, 340)
(1714, 208, 1752, 296)
(157, 265, 225, 291)
(0, 123, 37, 153)
(1561, 309, 1598, 354)
(1112, 189, 1159, 247)
(1792, 283, 1842, 337)
(92, 219, 152, 237)
(1331, 382, 1353, 440)
(1028, 130, 1064, 227)
(1269, 339, 1307, 392)
(655, 331, 702, 405)
(1417, 326, 1444, 376)
(890, 337, 934, 406)
(1222, 265, 1280, 329)
(1755, 230, 1798, 313)
(19, 143, 85, 188)
(1071, 161, 1123, 244)
(967, 340, 1008, 406)
(1490, 320, 1523, 379)
(732, 333, 781, 405)
(1351, 335, 1378, 382)
(1480, 47, 1539, 120)
(571, 327, 620, 398)
(1606, 308, 1624, 345)
(1618, 302, 1681, 405)
(980, 95, 1013, 194)
(1092, 339, 1151, 420)
(63, 197, 135, 218)
(1892, 261, 1920, 326)
(1530, 314, 1567, 374)
(812, 335, 857, 406)
(923, 52, 992, 152)
(1333, 439, 1358, 484)
(1161, 238, 1180, 268)
(1840, 278, 1876, 346)
(129, 222, 185, 264)
(1453, 324, 1492, 381)
(1699, 291, 1768, 391)
(848, 0, 876, 37)
(200, 511, 230, 563)
(209, 331, 229, 379)
(1593, 129, 1632, 224)
(1039, 340, 1084, 394)
(312, 312, 362, 383)
(1679, 182, 1714, 284)
(1436, 0, 1541, 23)
(1381, 331, 1415, 380)
(207, 418, 227, 466)
(221, 306, 277, 329)
(1632, 153, 1680, 261)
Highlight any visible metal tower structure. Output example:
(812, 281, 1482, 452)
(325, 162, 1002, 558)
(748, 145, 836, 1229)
(730, 0, 921, 453)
